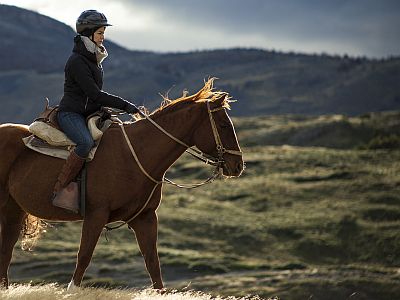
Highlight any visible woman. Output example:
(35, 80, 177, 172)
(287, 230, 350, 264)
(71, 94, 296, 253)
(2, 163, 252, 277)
(53, 10, 140, 212)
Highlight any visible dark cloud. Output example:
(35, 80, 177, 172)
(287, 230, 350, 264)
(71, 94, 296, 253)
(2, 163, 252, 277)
(117, 0, 400, 57)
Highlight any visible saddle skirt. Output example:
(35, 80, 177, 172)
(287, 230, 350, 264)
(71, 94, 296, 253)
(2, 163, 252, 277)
(23, 114, 114, 161)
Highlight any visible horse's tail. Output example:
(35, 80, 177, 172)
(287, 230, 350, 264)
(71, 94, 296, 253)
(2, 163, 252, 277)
(21, 214, 46, 251)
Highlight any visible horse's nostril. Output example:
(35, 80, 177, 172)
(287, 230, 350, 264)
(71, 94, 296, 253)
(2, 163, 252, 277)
(236, 161, 244, 173)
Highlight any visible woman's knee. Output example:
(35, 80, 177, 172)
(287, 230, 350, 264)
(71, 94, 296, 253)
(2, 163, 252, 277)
(75, 138, 94, 158)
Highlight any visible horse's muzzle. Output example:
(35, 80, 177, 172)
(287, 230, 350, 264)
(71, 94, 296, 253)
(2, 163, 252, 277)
(223, 159, 244, 177)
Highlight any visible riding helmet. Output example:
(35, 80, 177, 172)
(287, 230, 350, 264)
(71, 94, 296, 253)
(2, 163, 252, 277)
(76, 10, 112, 37)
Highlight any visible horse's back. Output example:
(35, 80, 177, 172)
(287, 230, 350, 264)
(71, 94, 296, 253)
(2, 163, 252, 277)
(0, 123, 30, 186)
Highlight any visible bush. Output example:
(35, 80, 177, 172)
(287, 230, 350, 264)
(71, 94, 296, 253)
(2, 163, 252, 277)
(366, 134, 400, 149)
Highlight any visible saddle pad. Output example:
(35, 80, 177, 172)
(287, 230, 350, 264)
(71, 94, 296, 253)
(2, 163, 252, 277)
(23, 135, 100, 161)
(29, 121, 74, 146)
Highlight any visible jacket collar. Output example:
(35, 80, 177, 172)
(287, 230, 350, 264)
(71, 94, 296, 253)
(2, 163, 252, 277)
(73, 35, 108, 65)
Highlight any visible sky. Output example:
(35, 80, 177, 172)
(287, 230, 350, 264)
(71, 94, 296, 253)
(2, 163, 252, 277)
(1, 0, 400, 58)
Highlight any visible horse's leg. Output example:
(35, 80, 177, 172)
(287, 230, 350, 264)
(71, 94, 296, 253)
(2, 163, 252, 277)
(0, 182, 10, 210)
(68, 209, 109, 289)
(129, 209, 163, 289)
(0, 198, 26, 288)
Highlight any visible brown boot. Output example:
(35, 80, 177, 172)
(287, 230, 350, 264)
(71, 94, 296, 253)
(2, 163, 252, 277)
(52, 151, 85, 213)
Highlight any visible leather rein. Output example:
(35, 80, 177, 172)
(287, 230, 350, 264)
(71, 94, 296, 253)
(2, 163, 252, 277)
(105, 101, 242, 231)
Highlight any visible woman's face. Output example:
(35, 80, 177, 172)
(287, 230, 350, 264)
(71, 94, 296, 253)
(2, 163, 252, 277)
(93, 27, 106, 46)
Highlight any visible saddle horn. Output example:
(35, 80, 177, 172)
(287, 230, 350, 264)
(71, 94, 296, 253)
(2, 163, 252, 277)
(45, 97, 50, 110)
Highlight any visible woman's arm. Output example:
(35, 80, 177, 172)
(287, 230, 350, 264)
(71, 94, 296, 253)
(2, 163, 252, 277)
(69, 57, 139, 113)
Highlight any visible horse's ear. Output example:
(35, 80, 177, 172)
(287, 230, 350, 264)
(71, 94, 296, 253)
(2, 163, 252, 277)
(212, 92, 228, 107)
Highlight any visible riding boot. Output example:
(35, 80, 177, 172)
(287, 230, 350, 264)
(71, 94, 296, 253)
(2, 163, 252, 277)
(52, 151, 85, 213)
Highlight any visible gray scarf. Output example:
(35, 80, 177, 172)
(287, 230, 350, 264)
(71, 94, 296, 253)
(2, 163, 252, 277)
(80, 36, 108, 65)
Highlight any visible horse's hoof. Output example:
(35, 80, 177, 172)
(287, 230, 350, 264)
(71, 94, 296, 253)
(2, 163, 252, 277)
(0, 278, 8, 290)
(155, 287, 167, 295)
(67, 280, 79, 291)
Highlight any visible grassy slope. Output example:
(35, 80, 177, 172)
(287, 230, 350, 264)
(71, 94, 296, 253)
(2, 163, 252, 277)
(236, 111, 400, 149)
(8, 113, 400, 300)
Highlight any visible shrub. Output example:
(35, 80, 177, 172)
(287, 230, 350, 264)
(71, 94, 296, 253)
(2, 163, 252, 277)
(366, 134, 400, 149)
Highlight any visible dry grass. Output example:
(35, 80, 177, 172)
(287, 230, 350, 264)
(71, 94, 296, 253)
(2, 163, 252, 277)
(0, 284, 265, 300)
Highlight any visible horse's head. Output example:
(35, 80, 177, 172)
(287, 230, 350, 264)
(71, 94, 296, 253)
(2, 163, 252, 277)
(193, 93, 244, 177)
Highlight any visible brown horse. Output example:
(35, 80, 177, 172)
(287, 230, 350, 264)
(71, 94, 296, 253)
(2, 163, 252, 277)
(0, 80, 243, 290)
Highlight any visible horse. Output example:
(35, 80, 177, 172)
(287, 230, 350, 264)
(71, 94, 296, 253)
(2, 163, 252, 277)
(0, 80, 244, 290)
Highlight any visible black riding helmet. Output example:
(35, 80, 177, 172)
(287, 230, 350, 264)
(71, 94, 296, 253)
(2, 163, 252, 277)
(76, 10, 112, 37)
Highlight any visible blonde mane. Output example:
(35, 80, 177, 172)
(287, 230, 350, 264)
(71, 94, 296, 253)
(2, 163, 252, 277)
(149, 78, 233, 117)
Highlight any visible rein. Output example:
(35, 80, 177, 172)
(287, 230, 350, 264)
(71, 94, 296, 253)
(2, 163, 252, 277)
(104, 101, 242, 231)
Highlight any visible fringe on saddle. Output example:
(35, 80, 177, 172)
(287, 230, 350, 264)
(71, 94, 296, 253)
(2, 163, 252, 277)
(23, 98, 114, 161)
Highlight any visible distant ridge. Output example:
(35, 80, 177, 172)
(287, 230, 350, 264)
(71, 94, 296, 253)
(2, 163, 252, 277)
(0, 4, 74, 72)
(1, 4, 399, 123)
(0, 4, 141, 73)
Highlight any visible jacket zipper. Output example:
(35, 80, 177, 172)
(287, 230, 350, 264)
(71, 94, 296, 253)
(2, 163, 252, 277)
(85, 97, 89, 111)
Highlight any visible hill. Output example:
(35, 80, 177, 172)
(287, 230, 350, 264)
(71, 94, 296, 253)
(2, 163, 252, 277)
(0, 4, 400, 123)
(0, 5, 143, 73)
(236, 110, 400, 149)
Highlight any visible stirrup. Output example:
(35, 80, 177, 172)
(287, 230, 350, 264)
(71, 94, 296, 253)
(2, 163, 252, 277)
(52, 182, 79, 213)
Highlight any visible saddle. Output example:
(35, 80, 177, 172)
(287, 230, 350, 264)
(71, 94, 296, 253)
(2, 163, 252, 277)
(23, 98, 113, 161)
(23, 99, 115, 217)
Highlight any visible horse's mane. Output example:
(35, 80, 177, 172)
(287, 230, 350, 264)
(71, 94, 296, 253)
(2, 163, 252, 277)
(148, 78, 233, 118)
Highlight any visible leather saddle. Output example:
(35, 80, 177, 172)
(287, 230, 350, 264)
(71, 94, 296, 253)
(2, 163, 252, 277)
(35, 97, 61, 130)
(29, 98, 112, 148)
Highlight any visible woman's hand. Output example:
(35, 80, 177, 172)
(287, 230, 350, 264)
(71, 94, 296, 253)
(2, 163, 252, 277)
(125, 102, 146, 117)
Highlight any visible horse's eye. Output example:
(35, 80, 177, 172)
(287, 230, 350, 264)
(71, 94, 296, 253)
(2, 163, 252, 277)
(220, 122, 231, 128)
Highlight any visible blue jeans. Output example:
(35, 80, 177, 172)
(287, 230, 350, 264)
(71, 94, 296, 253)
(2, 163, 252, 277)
(57, 111, 94, 158)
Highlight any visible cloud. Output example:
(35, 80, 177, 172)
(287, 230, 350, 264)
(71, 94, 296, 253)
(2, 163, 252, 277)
(2, 0, 400, 57)
(115, 0, 400, 57)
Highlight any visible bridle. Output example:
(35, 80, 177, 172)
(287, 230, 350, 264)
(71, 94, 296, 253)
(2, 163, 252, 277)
(205, 101, 243, 165)
(142, 101, 242, 176)
(105, 100, 242, 231)
(146, 101, 242, 178)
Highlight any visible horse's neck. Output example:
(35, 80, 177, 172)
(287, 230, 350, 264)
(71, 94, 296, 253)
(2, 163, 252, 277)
(127, 105, 203, 179)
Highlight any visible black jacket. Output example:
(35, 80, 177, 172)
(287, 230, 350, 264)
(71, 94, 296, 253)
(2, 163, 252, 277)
(59, 35, 137, 117)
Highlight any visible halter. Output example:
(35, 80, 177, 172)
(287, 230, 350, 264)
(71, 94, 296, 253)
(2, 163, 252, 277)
(105, 100, 242, 231)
